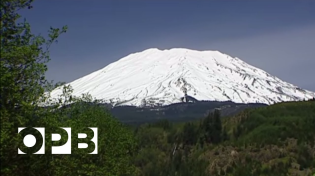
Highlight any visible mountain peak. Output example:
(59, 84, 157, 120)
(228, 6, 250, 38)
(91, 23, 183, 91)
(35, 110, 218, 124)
(49, 48, 315, 106)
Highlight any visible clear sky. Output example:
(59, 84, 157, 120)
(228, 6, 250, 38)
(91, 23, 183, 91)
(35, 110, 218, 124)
(20, 0, 315, 91)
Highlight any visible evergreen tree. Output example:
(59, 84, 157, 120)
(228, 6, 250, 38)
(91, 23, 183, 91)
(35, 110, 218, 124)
(182, 122, 197, 145)
(201, 109, 222, 144)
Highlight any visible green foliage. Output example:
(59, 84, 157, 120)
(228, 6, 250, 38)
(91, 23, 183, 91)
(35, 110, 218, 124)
(1, 0, 67, 111)
(1, 1, 137, 175)
(132, 101, 315, 176)
(44, 94, 138, 176)
(201, 109, 222, 144)
(234, 101, 315, 146)
(182, 122, 198, 145)
(1, 0, 67, 174)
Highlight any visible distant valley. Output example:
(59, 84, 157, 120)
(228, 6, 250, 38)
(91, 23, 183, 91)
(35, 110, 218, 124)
(92, 101, 267, 125)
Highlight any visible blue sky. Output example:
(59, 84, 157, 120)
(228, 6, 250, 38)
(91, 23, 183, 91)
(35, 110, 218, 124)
(20, 0, 315, 91)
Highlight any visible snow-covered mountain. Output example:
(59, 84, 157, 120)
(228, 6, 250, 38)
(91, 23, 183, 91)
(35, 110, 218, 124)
(49, 48, 315, 106)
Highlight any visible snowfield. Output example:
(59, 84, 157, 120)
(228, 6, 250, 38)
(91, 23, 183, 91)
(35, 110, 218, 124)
(49, 48, 315, 106)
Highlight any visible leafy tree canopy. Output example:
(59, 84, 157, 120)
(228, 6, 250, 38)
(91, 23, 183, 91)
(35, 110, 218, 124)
(1, 1, 137, 175)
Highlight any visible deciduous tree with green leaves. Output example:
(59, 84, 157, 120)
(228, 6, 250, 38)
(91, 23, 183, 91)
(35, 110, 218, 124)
(1, 1, 138, 175)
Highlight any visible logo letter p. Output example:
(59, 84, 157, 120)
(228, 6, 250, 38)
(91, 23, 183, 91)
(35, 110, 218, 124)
(51, 127, 71, 154)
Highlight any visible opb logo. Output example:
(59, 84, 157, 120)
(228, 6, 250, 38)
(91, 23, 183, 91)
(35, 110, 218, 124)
(18, 127, 98, 154)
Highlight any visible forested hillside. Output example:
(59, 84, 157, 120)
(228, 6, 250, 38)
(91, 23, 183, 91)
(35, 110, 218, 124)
(110, 101, 267, 125)
(132, 100, 315, 176)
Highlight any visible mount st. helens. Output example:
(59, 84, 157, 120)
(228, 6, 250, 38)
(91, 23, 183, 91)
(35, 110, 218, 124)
(49, 48, 315, 106)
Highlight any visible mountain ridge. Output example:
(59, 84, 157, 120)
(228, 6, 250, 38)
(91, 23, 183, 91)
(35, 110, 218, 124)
(49, 48, 315, 106)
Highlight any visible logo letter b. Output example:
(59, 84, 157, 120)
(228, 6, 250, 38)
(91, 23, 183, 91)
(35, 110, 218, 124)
(78, 127, 98, 154)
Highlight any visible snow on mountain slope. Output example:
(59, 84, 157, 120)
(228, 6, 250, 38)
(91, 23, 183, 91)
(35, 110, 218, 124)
(49, 48, 315, 106)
